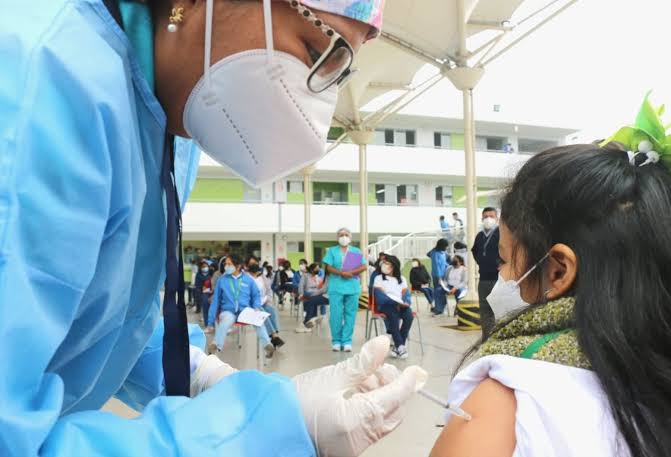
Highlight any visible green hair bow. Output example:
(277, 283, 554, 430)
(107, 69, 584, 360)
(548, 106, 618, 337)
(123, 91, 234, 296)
(602, 92, 671, 168)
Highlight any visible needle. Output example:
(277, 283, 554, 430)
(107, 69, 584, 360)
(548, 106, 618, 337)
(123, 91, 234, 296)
(418, 389, 472, 421)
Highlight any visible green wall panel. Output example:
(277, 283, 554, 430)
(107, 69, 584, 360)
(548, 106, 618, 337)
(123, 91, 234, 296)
(189, 178, 244, 202)
(451, 134, 465, 150)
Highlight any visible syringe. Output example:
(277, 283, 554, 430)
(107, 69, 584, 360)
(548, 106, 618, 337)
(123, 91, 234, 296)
(418, 389, 472, 421)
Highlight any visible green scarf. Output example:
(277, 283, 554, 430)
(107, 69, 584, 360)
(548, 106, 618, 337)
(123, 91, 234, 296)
(479, 297, 591, 370)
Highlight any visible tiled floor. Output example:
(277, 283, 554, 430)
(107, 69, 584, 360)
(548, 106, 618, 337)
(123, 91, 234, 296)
(104, 297, 480, 456)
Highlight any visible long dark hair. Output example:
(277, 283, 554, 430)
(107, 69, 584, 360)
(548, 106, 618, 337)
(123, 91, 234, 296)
(382, 255, 403, 285)
(434, 238, 448, 251)
(464, 144, 671, 457)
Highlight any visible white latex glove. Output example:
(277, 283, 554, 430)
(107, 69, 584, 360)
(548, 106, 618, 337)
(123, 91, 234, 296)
(293, 336, 428, 457)
(189, 347, 238, 397)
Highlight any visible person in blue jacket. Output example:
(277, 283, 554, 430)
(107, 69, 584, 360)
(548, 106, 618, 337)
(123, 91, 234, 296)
(0, 1, 428, 456)
(207, 254, 274, 358)
(427, 238, 450, 316)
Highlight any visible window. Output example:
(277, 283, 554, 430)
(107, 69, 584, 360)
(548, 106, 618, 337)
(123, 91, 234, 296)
(314, 182, 348, 204)
(405, 130, 416, 146)
(288, 181, 304, 193)
(375, 184, 397, 205)
(518, 138, 559, 154)
(434, 132, 451, 149)
(351, 182, 371, 194)
(243, 184, 262, 202)
(435, 186, 453, 206)
(397, 185, 418, 206)
(384, 129, 394, 145)
(486, 137, 505, 151)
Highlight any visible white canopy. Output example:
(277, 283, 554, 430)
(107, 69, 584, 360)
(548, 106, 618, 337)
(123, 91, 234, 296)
(306, 0, 578, 297)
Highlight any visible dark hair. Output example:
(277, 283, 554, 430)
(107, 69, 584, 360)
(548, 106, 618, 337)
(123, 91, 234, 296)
(439, 215, 445, 220)
(452, 255, 464, 266)
(381, 255, 403, 284)
(452, 212, 459, 216)
(434, 238, 449, 251)
(245, 255, 259, 266)
(283, 260, 292, 269)
(467, 144, 671, 457)
(228, 253, 243, 267)
(454, 241, 467, 250)
(265, 265, 273, 278)
(308, 263, 320, 274)
(299, 258, 308, 266)
(482, 207, 497, 215)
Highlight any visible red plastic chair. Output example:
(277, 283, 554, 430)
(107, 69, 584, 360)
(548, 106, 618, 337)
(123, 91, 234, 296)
(366, 292, 424, 356)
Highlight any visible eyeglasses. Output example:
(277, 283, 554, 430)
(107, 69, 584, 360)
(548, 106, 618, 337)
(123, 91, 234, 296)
(286, 0, 356, 93)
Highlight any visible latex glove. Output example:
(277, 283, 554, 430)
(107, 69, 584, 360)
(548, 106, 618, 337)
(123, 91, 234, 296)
(190, 348, 238, 397)
(293, 336, 428, 457)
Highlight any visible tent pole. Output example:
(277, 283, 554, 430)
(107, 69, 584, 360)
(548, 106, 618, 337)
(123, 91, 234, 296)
(359, 143, 369, 288)
(348, 129, 374, 288)
(463, 88, 478, 300)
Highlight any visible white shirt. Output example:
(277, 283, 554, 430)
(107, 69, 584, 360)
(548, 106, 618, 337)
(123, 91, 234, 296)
(373, 275, 408, 303)
(447, 266, 466, 289)
(252, 275, 268, 305)
(448, 356, 629, 457)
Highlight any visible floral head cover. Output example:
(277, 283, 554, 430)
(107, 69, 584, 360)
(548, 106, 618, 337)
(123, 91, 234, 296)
(299, 0, 385, 38)
(602, 92, 671, 168)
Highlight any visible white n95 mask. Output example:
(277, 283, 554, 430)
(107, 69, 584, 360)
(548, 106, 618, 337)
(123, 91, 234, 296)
(183, 0, 337, 187)
(487, 253, 550, 319)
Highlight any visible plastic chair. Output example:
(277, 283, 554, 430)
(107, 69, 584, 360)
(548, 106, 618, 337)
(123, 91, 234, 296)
(411, 288, 432, 313)
(367, 294, 425, 356)
(234, 322, 266, 367)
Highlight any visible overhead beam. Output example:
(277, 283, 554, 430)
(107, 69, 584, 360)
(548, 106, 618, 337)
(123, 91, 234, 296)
(379, 31, 453, 66)
(481, 0, 579, 67)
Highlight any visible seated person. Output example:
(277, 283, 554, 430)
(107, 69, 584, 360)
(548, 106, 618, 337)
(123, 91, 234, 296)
(445, 255, 467, 307)
(296, 263, 329, 333)
(248, 263, 285, 349)
(409, 258, 434, 306)
(273, 260, 296, 305)
(295, 258, 308, 286)
(207, 254, 275, 358)
(373, 255, 413, 359)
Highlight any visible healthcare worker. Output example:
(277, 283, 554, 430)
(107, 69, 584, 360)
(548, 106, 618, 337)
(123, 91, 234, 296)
(323, 227, 368, 352)
(0, 0, 427, 455)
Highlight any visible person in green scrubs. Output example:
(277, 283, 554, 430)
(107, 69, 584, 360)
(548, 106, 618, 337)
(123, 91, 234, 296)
(323, 227, 367, 352)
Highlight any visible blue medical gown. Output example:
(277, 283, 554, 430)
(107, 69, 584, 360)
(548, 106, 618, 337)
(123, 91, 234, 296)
(0, 1, 314, 455)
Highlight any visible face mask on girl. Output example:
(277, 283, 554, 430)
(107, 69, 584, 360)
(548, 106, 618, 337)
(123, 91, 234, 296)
(487, 253, 550, 319)
(381, 264, 393, 276)
(224, 266, 237, 276)
(201, 267, 209, 274)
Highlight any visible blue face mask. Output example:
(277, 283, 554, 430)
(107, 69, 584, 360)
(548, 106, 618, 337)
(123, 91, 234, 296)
(224, 266, 236, 276)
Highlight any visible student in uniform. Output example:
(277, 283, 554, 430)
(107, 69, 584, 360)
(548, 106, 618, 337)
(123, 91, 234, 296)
(296, 263, 329, 333)
(409, 258, 434, 306)
(208, 255, 274, 358)
(373, 255, 413, 359)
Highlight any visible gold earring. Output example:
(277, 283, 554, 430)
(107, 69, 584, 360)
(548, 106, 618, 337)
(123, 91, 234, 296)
(168, 6, 185, 33)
